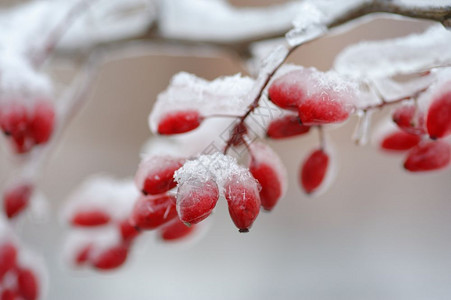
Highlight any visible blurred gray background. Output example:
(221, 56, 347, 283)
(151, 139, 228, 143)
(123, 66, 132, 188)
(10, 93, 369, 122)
(1, 1, 451, 299)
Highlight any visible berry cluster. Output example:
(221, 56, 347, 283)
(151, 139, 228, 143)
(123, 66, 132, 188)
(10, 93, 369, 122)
(63, 177, 198, 271)
(0, 100, 55, 154)
(0, 242, 40, 300)
(380, 82, 451, 172)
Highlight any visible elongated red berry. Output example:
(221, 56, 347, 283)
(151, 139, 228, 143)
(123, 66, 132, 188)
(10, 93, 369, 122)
(29, 101, 55, 144)
(17, 268, 39, 300)
(159, 218, 195, 241)
(268, 70, 310, 110)
(135, 156, 185, 195)
(298, 96, 352, 125)
(0, 103, 28, 138)
(300, 149, 329, 194)
(249, 143, 287, 211)
(130, 195, 178, 230)
(0, 243, 17, 279)
(392, 104, 425, 135)
(1, 289, 18, 300)
(3, 183, 33, 219)
(157, 110, 203, 135)
(427, 91, 451, 139)
(404, 140, 451, 172)
(71, 209, 111, 227)
(380, 131, 421, 151)
(0, 104, 32, 153)
(267, 114, 310, 139)
(176, 179, 219, 225)
(224, 174, 261, 232)
(92, 245, 128, 270)
(118, 219, 140, 243)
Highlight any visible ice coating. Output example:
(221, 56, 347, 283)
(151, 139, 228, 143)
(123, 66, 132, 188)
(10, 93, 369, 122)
(149, 72, 254, 134)
(62, 176, 138, 224)
(249, 142, 287, 199)
(334, 25, 451, 79)
(134, 155, 185, 195)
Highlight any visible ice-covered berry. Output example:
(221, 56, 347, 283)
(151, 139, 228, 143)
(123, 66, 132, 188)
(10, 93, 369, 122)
(176, 179, 219, 225)
(224, 174, 261, 232)
(130, 195, 178, 230)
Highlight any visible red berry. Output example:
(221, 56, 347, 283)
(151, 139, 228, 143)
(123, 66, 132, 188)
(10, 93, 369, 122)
(426, 91, 451, 139)
(404, 140, 451, 172)
(3, 183, 33, 219)
(159, 218, 195, 241)
(267, 114, 310, 139)
(224, 174, 261, 232)
(0, 242, 17, 280)
(0, 103, 28, 138)
(300, 149, 329, 194)
(71, 209, 111, 227)
(392, 104, 425, 135)
(1, 290, 18, 300)
(136, 156, 185, 195)
(297, 96, 351, 125)
(75, 244, 92, 266)
(17, 268, 39, 300)
(118, 219, 140, 243)
(176, 179, 219, 225)
(268, 70, 310, 110)
(157, 110, 203, 135)
(249, 143, 286, 211)
(0, 104, 33, 154)
(92, 245, 128, 270)
(380, 131, 421, 151)
(29, 101, 55, 144)
(130, 195, 178, 230)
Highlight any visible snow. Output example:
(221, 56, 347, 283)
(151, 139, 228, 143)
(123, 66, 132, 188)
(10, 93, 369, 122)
(174, 153, 257, 196)
(159, 0, 301, 42)
(334, 25, 451, 79)
(286, 0, 369, 46)
(62, 176, 138, 223)
(149, 72, 254, 134)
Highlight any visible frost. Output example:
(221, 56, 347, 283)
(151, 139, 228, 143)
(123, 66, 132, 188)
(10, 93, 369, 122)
(149, 72, 254, 134)
(174, 153, 257, 195)
(334, 25, 451, 79)
(62, 176, 138, 223)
